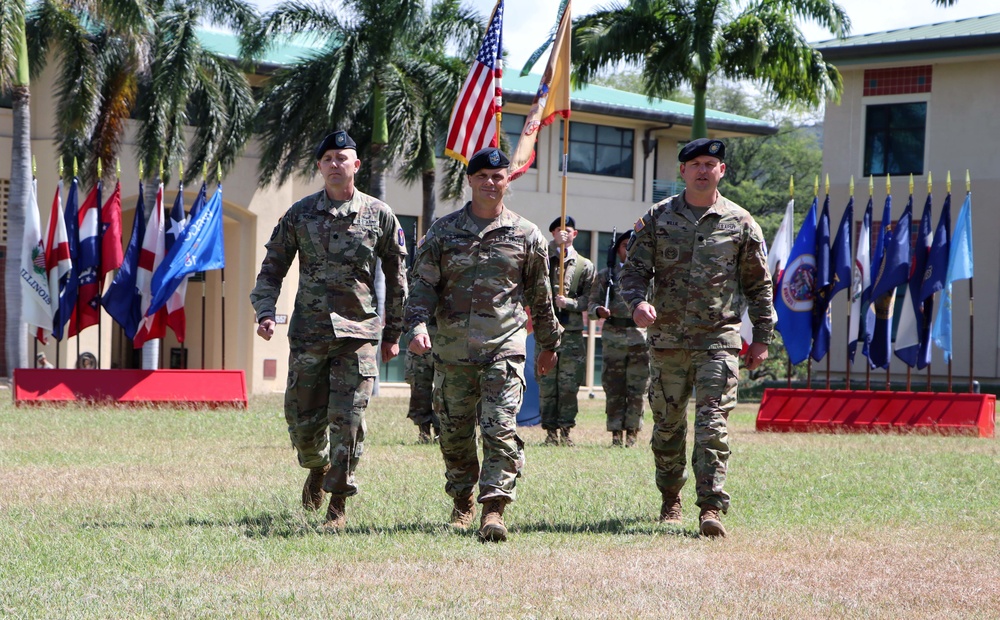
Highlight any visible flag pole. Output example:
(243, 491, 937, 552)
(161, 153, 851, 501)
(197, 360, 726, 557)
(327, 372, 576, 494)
(824, 174, 831, 390)
(200, 164, 208, 370)
(845, 176, 854, 390)
(97, 159, 104, 368)
(219, 164, 226, 370)
(966, 170, 974, 393)
(73, 157, 81, 365)
(558, 117, 570, 296)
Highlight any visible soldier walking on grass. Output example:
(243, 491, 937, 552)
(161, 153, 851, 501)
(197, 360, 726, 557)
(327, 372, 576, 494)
(619, 138, 773, 538)
(250, 130, 408, 532)
(539, 216, 596, 447)
(589, 231, 650, 447)
(405, 147, 562, 543)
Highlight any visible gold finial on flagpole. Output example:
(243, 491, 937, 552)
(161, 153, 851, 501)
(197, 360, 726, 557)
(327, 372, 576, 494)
(927, 171, 932, 194)
(217, 162, 222, 183)
(73, 157, 78, 178)
(947, 171, 952, 194)
(789, 176, 794, 198)
(908, 174, 913, 196)
(179, 161, 184, 185)
(32, 155, 36, 176)
(849, 175, 855, 197)
(966, 169, 971, 193)
(159, 160, 164, 181)
(98, 159, 103, 180)
(203, 162, 208, 183)
(824, 173, 830, 195)
(813, 175, 819, 197)
(868, 175, 873, 197)
(885, 174, 891, 195)
(59, 158, 64, 179)
(139, 161, 144, 181)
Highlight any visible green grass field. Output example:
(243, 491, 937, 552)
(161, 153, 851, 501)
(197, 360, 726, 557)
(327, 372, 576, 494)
(1, 394, 998, 619)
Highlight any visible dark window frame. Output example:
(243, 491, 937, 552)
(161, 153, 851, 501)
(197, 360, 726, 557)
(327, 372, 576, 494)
(559, 121, 634, 179)
(863, 101, 927, 177)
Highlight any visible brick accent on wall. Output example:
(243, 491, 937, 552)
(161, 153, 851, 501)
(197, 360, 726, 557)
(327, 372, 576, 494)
(863, 66, 933, 97)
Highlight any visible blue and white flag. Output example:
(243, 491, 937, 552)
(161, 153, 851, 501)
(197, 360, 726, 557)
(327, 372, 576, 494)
(810, 196, 832, 362)
(848, 197, 872, 363)
(101, 186, 146, 340)
(869, 196, 912, 369)
(895, 194, 933, 368)
(931, 192, 973, 362)
(54, 178, 81, 341)
(148, 185, 225, 316)
(776, 197, 817, 365)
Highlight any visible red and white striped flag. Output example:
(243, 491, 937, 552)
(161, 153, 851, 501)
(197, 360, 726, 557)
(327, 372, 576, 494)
(133, 183, 167, 348)
(42, 182, 72, 344)
(443, 0, 503, 164)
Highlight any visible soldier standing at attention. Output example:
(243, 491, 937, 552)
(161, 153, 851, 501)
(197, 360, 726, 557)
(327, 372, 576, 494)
(406, 147, 562, 543)
(619, 138, 773, 538)
(589, 231, 649, 447)
(539, 216, 596, 447)
(250, 130, 408, 532)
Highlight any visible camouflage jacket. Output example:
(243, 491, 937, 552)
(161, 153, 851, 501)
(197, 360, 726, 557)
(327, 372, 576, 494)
(549, 245, 596, 332)
(250, 188, 408, 344)
(619, 192, 774, 350)
(405, 202, 562, 365)
(589, 263, 648, 348)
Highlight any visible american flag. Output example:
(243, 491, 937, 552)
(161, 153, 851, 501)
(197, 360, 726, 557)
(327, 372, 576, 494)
(444, 0, 503, 164)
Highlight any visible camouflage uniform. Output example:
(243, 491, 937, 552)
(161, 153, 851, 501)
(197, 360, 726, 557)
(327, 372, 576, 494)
(404, 321, 438, 430)
(405, 203, 561, 504)
(619, 193, 773, 512)
(537, 245, 595, 431)
(250, 188, 407, 498)
(589, 262, 649, 432)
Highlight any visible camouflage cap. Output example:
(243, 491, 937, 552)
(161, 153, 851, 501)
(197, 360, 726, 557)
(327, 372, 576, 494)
(678, 138, 725, 162)
(315, 130, 357, 159)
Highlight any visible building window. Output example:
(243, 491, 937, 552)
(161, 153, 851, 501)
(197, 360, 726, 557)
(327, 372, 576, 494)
(864, 102, 926, 176)
(380, 214, 419, 383)
(502, 113, 536, 169)
(559, 122, 634, 178)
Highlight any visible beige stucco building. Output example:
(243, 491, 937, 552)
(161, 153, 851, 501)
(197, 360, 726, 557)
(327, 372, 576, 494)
(1, 33, 776, 393)
(814, 13, 1000, 386)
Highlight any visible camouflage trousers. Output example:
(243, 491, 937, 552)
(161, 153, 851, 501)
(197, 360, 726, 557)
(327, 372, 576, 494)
(404, 348, 438, 428)
(433, 358, 526, 503)
(648, 348, 739, 512)
(536, 330, 586, 430)
(284, 338, 376, 498)
(601, 326, 650, 432)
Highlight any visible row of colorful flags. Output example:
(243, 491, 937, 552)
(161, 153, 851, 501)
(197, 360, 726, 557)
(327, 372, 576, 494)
(769, 179, 974, 370)
(19, 176, 226, 349)
(443, 0, 572, 175)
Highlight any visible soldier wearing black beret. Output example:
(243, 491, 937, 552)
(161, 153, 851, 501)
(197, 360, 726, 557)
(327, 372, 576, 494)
(618, 136, 774, 538)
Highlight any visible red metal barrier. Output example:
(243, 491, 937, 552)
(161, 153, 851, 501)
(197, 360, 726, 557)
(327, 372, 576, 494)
(757, 388, 995, 438)
(13, 368, 248, 408)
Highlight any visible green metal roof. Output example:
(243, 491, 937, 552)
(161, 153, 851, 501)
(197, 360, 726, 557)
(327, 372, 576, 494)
(195, 27, 774, 136)
(814, 12, 1000, 61)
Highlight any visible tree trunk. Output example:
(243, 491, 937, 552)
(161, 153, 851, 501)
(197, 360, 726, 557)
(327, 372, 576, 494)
(421, 168, 436, 234)
(369, 142, 386, 394)
(4, 85, 32, 376)
(691, 79, 709, 140)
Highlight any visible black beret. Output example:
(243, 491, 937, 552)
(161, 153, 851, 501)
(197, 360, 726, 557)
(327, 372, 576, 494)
(466, 147, 510, 175)
(678, 138, 725, 163)
(315, 130, 357, 159)
(549, 216, 576, 232)
(613, 231, 631, 252)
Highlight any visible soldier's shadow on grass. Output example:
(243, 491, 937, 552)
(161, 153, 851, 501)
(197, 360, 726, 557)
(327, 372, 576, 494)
(514, 517, 700, 539)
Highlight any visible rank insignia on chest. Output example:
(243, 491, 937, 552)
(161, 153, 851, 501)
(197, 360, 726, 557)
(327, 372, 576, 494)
(634, 217, 645, 233)
(397, 228, 406, 247)
(664, 247, 679, 260)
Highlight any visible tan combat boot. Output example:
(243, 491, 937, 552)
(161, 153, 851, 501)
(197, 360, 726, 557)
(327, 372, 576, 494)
(323, 495, 347, 532)
(560, 427, 575, 447)
(611, 431, 623, 447)
(659, 493, 682, 525)
(544, 429, 559, 446)
(699, 505, 726, 538)
(418, 422, 433, 444)
(302, 464, 330, 511)
(479, 499, 508, 542)
(450, 494, 477, 530)
(625, 429, 638, 448)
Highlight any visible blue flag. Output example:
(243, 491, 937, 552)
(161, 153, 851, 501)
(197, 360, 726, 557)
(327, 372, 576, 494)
(53, 178, 81, 341)
(147, 185, 226, 315)
(776, 197, 817, 365)
(101, 186, 146, 340)
(830, 197, 853, 300)
(920, 193, 950, 303)
(810, 196, 832, 362)
(869, 196, 912, 369)
(931, 192, 973, 362)
(895, 195, 933, 368)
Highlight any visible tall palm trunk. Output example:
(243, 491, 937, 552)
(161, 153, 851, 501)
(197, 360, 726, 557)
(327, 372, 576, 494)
(4, 19, 32, 376)
(421, 168, 436, 234)
(370, 83, 389, 391)
(691, 76, 709, 139)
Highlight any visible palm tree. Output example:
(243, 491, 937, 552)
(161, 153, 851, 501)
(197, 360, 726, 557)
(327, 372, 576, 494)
(1, 0, 32, 374)
(573, 0, 851, 139)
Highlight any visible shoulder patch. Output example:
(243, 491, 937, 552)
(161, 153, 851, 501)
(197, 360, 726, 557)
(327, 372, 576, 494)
(397, 228, 406, 247)
(633, 217, 645, 234)
(417, 234, 426, 249)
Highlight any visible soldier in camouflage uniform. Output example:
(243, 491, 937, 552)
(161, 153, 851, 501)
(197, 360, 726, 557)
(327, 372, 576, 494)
(539, 216, 596, 447)
(619, 138, 773, 538)
(250, 130, 408, 532)
(405, 147, 562, 543)
(404, 320, 438, 443)
(589, 231, 649, 447)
